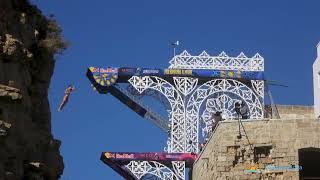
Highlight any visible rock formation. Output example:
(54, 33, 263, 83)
(0, 0, 67, 179)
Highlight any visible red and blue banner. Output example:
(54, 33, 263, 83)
(103, 152, 197, 164)
(100, 152, 197, 180)
(87, 66, 265, 88)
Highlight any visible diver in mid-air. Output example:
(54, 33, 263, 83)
(58, 85, 75, 112)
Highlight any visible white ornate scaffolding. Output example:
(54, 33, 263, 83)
(169, 50, 264, 71)
(126, 161, 185, 180)
(125, 50, 265, 180)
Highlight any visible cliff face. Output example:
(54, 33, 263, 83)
(0, 0, 66, 179)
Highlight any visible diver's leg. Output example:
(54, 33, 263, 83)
(58, 96, 69, 111)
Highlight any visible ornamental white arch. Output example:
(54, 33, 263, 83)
(129, 76, 264, 154)
(126, 161, 185, 180)
(200, 94, 241, 137)
(186, 79, 264, 142)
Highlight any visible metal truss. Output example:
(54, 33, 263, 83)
(113, 84, 169, 131)
(125, 161, 185, 180)
(169, 50, 264, 71)
(126, 85, 171, 110)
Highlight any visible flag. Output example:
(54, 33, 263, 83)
(171, 41, 179, 46)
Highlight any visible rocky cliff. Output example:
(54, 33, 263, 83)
(0, 0, 67, 179)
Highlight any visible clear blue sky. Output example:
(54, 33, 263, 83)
(32, 0, 319, 179)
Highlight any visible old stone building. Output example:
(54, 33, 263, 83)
(192, 105, 320, 180)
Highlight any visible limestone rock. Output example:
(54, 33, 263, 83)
(193, 115, 320, 180)
(0, 85, 22, 102)
(0, 120, 11, 136)
(0, 0, 66, 179)
(2, 34, 22, 56)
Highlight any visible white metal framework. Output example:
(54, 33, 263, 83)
(126, 161, 185, 180)
(125, 50, 264, 180)
(169, 50, 264, 71)
(128, 76, 186, 153)
(188, 79, 264, 138)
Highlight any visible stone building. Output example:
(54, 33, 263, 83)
(192, 105, 320, 180)
(313, 42, 320, 118)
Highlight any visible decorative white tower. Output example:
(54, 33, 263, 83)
(313, 42, 320, 118)
(88, 50, 265, 180)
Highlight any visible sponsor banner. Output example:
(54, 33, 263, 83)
(164, 69, 193, 76)
(100, 67, 118, 73)
(104, 152, 197, 161)
(118, 68, 163, 76)
(89, 66, 265, 81)
(192, 69, 212, 77)
(241, 71, 264, 80)
(89, 67, 119, 86)
(193, 69, 242, 78)
(89, 67, 118, 74)
(163, 69, 264, 80)
(104, 152, 134, 159)
(141, 68, 163, 75)
(265, 164, 302, 171)
(89, 67, 99, 73)
(244, 164, 302, 173)
(118, 67, 137, 76)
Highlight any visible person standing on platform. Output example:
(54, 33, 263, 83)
(240, 101, 249, 119)
(211, 111, 222, 132)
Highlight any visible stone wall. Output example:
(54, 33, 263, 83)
(0, 0, 66, 179)
(277, 105, 314, 119)
(313, 42, 320, 118)
(193, 118, 320, 180)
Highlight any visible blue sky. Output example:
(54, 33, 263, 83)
(32, 0, 319, 179)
